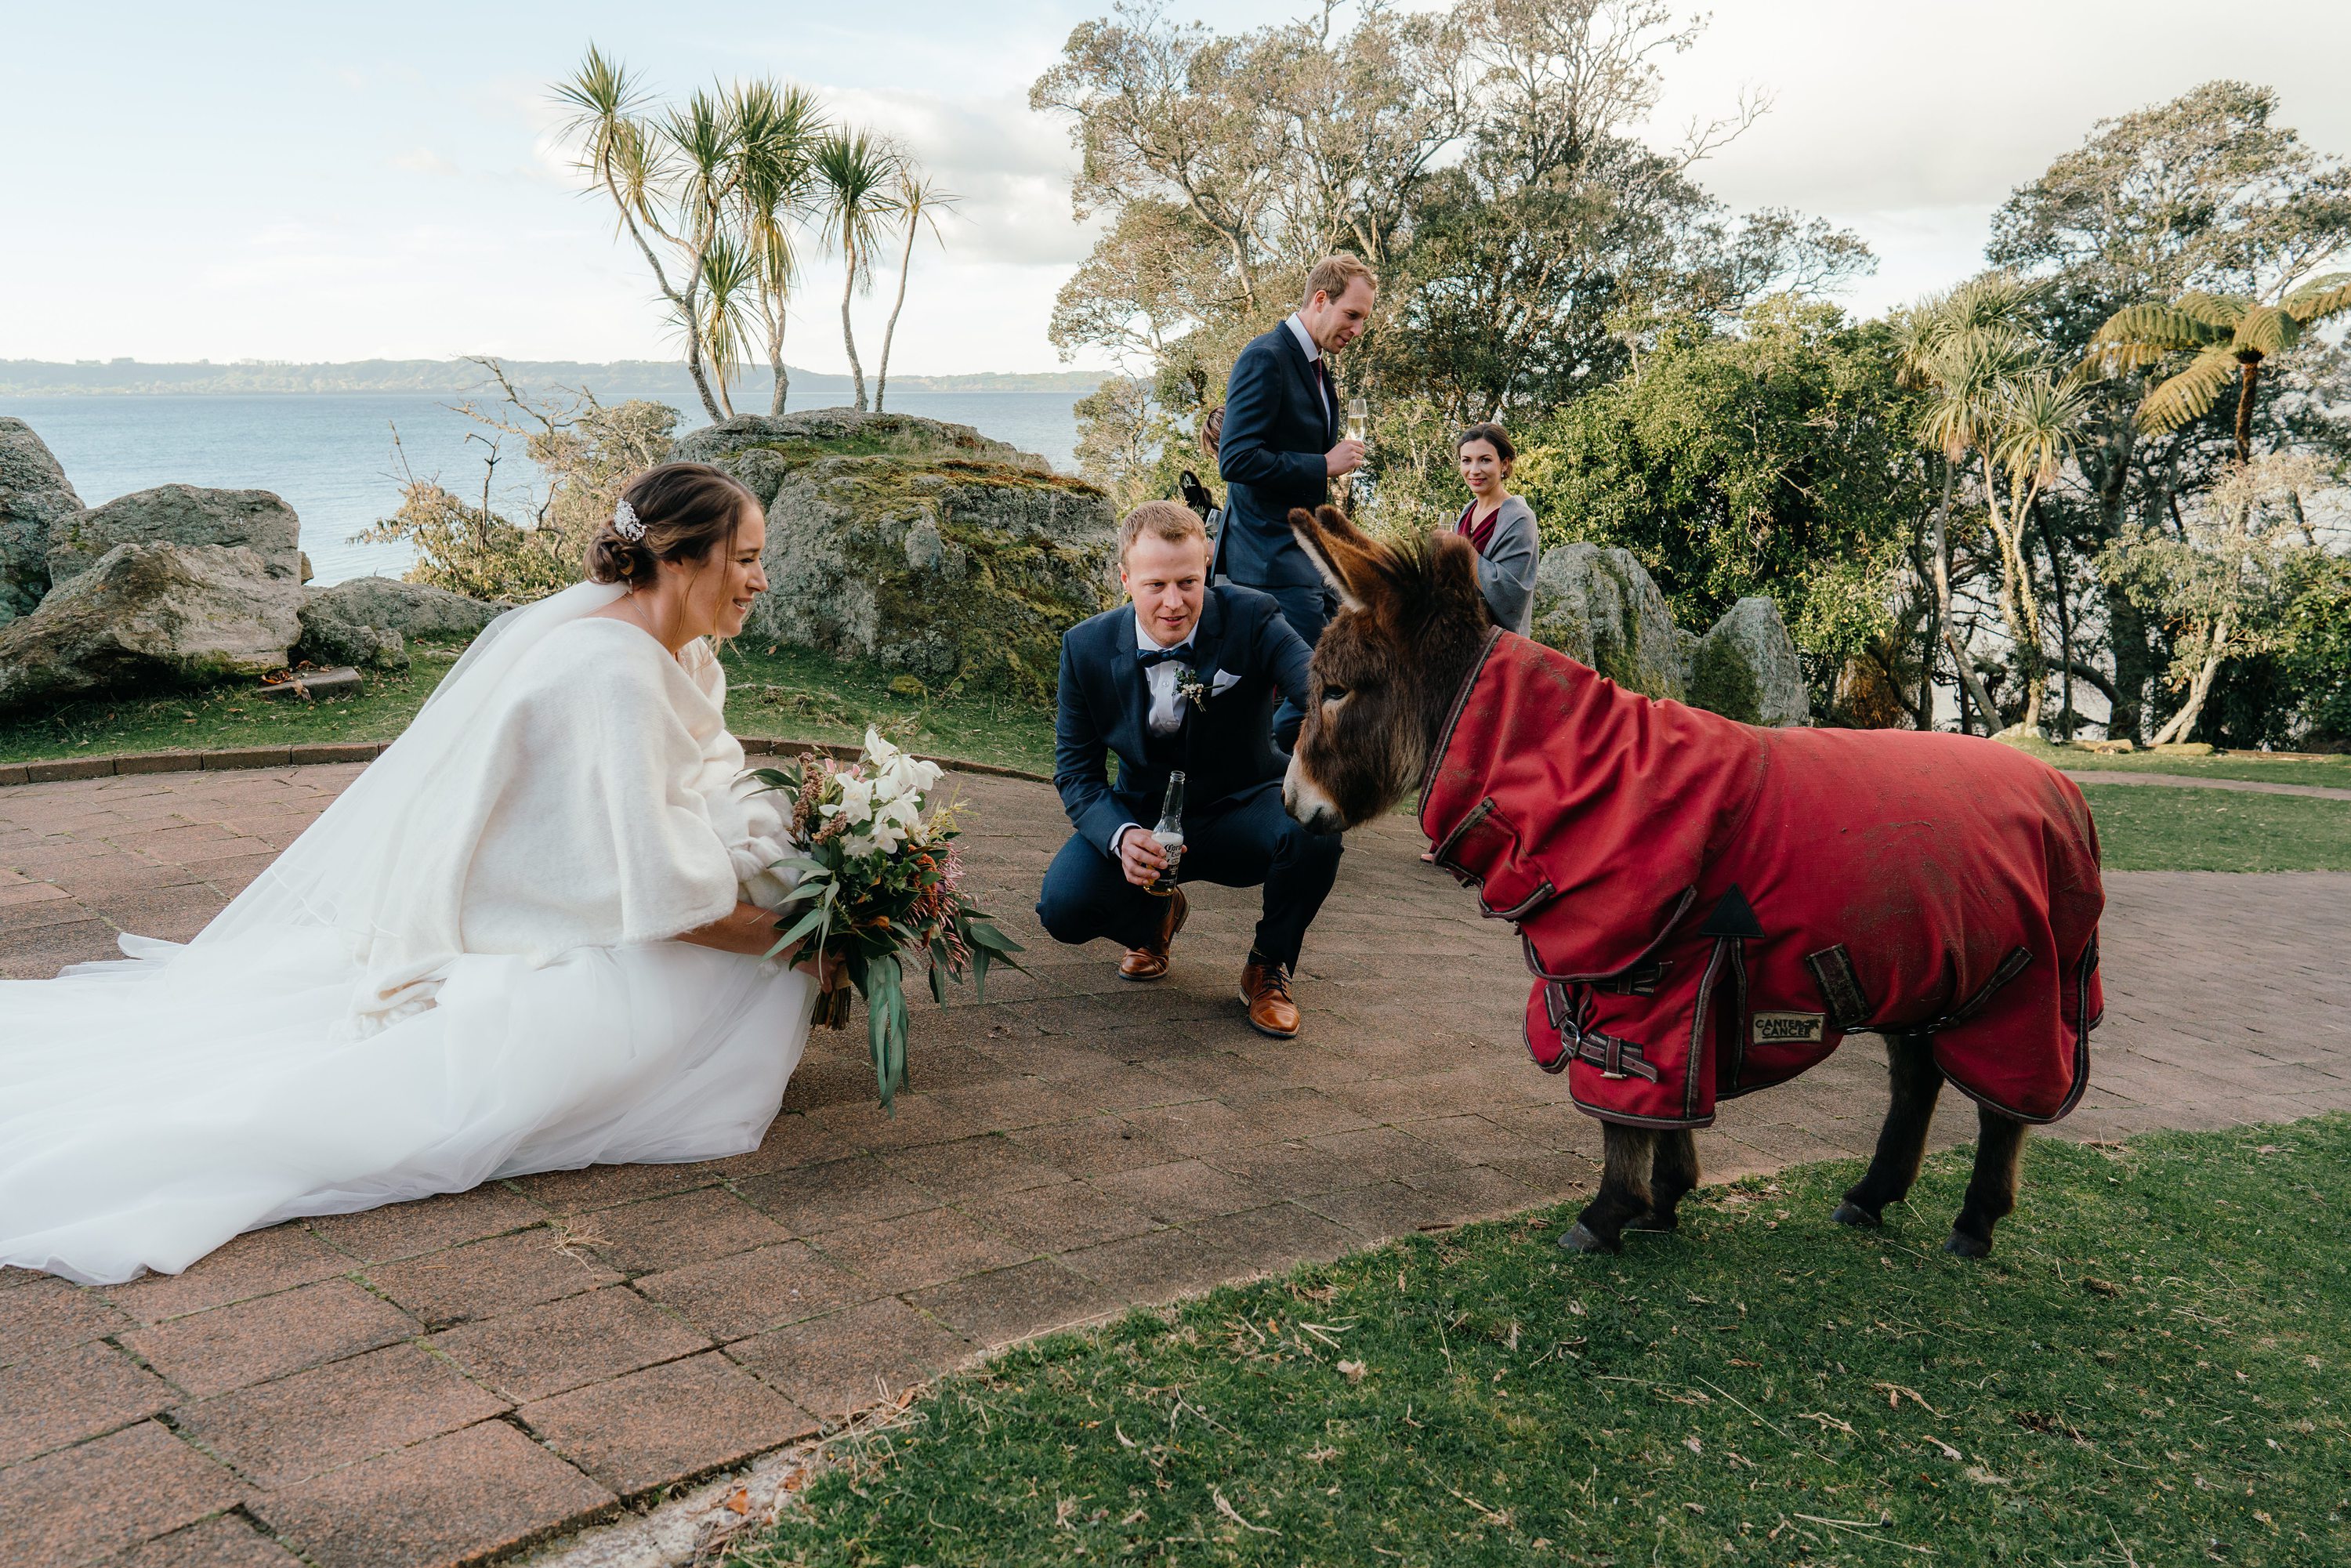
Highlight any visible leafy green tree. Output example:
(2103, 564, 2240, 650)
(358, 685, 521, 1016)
(556, 53, 832, 422)
(814, 131, 904, 413)
(2100, 452, 2342, 745)
(1988, 78, 2351, 740)
(730, 81, 826, 415)
(875, 170, 959, 413)
(2091, 277, 2351, 461)
(1514, 301, 1929, 707)
(1033, 0, 1858, 495)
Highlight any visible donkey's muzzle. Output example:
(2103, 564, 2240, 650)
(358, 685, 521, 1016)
(1283, 756, 1347, 836)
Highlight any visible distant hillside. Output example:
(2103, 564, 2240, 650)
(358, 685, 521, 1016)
(0, 358, 1104, 398)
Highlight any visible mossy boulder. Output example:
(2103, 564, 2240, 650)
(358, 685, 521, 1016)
(47, 483, 302, 586)
(0, 418, 82, 625)
(694, 409, 1114, 695)
(1528, 543, 1687, 701)
(0, 542, 304, 713)
(675, 407, 1043, 479)
(1687, 596, 1809, 727)
(292, 578, 508, 672)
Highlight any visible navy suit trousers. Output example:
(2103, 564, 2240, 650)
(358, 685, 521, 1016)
(1034, 780, 1342, 972)
(1257, 584, 1334, 752)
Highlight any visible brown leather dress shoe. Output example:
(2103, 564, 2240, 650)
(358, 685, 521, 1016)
(1239, 954, 1300, 1038)
(1119, 887, 1188, 980)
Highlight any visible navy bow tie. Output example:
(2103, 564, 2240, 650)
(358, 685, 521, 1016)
(1136, 645, 1194, 669)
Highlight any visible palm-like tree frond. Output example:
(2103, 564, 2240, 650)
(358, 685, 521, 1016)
(2135, 348, 2240, 436)
(2090, 302, 2229, 356)
(2284, 272, 2351, 322)
(696, 233, 759, 391)
(815, 130, 905, 288)
(2172, 291, 2248, 328)
(2230, 304, 2300, 360)
(1994, 372, 2088, 485)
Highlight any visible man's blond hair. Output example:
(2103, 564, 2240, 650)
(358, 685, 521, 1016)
(1302, 253, 1378, 308)
(1119, 499, 1208, 564)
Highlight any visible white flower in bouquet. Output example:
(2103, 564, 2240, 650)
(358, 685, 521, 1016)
(747, 731, 1027, 1112)
(865, 727, 944, 801)
(824, 774, 876, 827)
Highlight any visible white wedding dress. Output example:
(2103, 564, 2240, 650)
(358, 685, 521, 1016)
(0, 581, 817, 1285)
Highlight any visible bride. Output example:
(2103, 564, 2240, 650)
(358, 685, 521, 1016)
(0, 462, 824, 1286)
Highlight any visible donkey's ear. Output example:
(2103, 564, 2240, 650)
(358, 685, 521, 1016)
(1288, 505, 1373, 612)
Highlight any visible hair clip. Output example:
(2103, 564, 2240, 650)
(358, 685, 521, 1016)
(612, 498, 646, 541)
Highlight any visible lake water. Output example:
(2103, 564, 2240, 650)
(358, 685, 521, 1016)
(0, 390, 1085, 585)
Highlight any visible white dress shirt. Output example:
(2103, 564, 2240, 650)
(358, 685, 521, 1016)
(1285, 313, 1334, 427)
(1112, 617, 1197, 856)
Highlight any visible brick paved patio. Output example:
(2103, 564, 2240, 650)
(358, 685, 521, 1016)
(2, 763, 2346, 1567)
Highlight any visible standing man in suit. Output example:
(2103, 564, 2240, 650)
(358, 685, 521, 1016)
(1037, 502, 1344, 1039)
(1215, 253, 1377, 749)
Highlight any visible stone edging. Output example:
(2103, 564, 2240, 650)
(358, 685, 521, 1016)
(0, 737, 1049, 788)
(2062, 769, 2351, 803)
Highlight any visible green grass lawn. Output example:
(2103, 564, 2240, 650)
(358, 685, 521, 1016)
(2081, 784, 2351, 872)
(747, 1117, 2351, 1567)
(0, 640, 476, 764)
(0, 636, 1060, 777)
(2005, 734, 2351, 791)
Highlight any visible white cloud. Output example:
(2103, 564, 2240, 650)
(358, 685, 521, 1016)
(390, 147, 459, 176)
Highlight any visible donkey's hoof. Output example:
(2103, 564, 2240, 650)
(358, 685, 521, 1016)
(1830, 1201, 1882, 1229)
(1943, 1229, 1992, 1259)
(1625, 1210, 1679, 1233)
(1559, 1222, 1619, 1255)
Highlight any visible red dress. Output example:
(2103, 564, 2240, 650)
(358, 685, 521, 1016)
(1420, 630, 2104, 1129)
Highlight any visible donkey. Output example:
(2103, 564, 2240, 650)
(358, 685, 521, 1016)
(1280, 506, 2106, 1259)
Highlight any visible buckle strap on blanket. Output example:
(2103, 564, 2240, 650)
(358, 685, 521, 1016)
(1805, 943, 1870, 1031)
(1541, 981, 1661, 1081)
(1922, 946, 2034, 1034)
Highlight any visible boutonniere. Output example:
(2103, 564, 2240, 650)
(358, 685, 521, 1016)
(1176, 668, 1214, 712)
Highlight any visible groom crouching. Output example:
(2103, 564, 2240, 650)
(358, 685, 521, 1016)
(1036, 502, 1343, 1038)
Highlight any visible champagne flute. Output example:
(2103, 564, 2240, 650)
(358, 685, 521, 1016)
(1346, 396, 1368, 447)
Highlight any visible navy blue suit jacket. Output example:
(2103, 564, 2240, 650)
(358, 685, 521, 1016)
(1216, 324, 1337, 590)
(1053, 585, 1315, 855)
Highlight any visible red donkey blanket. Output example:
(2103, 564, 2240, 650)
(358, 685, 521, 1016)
(1422, 629, 2104, 1130)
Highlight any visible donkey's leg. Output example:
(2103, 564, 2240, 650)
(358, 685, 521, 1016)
(1832, 1031, 1943, 1229)
(1627, 1129, 1700, 1233)
(1947, 1106, 2027, 1258)
(1563, 1124, 1655, 1255)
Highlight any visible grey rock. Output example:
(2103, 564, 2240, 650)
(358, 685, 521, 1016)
(744, 451, 1115, 696)
(1688, 596, 1809, 727)
(674, 407, 1045, 486)
(0, 418, 82, 625)
(1527, 543, 1687, 701)
(295, 611, 409, 672)
(0, 542, 304, 713)
(695, 411, 1113, 694)
(47, 483, 302, 586)
(302, 576, 506, 639)
(292, 577, 505, 673)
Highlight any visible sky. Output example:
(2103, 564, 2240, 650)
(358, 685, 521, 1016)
(3, 0, 2346, 376)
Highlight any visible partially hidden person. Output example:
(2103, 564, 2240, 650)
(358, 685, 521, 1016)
(1215, 253, 1377, 750)
(1036, 501, 1343, 1039)
(1453, 422, 1539, 634)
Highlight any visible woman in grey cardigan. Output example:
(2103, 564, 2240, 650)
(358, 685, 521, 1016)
(1451, 422, 1538, 633)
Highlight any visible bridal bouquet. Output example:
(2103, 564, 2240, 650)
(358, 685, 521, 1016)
(748, 729, 1023, 1111)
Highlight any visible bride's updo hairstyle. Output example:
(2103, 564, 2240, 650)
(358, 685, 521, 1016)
(586, 462, 761, 588)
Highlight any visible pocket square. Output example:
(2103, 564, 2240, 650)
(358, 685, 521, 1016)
(1211, 671, 1242, 695)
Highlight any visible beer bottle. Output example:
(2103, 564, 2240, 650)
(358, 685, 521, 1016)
(1150, 771, 1186, 895)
